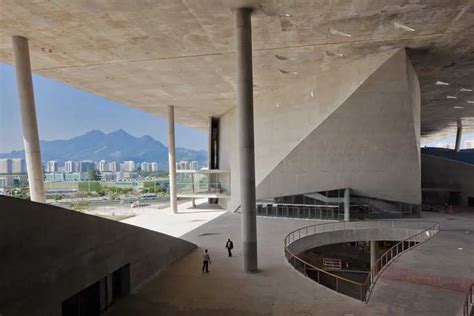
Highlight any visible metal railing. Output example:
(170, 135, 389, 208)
(462, 283, 474, 316)
(284, 220, 439, 302)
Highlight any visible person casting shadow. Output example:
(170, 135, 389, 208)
(225, 238, 234, 257)
(202, 249, 211, 273)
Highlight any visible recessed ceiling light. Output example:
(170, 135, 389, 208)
(394, 22, 415, 32)
(458, 247, 463, 250)
(460, 88, 473, 92)
(329, 28, 352, 37)
(310, 92, 314, 97)
(467, 101, 474, 104)
(279, 69, 298, 75)
(454, 106, 463, 109)
(259, 5, 291, 17)
(447, 96, 457, 99)
(275, 54, 295, 61)
(436, 81, 450, 86)
(325, 50, 345, 58)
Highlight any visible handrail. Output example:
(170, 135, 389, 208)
(285, 245, 364, 286)
(364, 221, 439, 301)
(284, 220, 439, 302)
(462, 283, 474, 316)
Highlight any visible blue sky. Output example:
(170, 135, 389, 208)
(0, 63, 208, 153)
(0, 62, 472, 153)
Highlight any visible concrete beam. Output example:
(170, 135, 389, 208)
(234, 7, 258, 272)
(167, 105, 177, 214)
(12, 36, 46, 203)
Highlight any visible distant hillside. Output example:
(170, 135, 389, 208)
(421, 147, 474, 165)
(0, 130, 208, 170)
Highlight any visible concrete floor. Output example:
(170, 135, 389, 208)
(121, 199, 226, 237)
(109, 203, 473, 316)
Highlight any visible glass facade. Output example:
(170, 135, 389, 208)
(257, 189, 420, 220)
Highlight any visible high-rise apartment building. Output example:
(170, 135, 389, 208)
(99, 160, 108, 172)
(64, 161, 76, 173)
(179, 161, 189, 170)
(108, 161, 119, 172)
(190, 161, 198, 170)
(465, 140, 474, 149)
(79, 161, 95, 172)
(122, 161, 136, 172)
(46, 160, 58, 173)
(11, 158, 26, 174)
(0, 159, 13, 174)
(140, 162, 158, 172)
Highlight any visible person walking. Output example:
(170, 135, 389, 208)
(202, 249, 211, 273)
(225, 238, 234, 257)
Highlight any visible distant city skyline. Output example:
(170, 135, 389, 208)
(0, 63, 207, 153)
(0, 157, 202, 175)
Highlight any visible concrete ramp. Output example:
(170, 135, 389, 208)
(0, 196, 196, 316)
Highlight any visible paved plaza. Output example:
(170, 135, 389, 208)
(108, 202, 473, 316)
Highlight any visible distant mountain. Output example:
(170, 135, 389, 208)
(0, 130, 208, 170)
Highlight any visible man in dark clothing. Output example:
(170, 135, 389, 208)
(202, 249, 211, 273)
(225, 238, 233, 257)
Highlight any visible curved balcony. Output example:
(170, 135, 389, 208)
(284, 220, 439, 302)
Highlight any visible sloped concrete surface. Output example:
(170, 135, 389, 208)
(256, 49, 420, 205)
(0, 196, 196, 316)
(108, 210, 473, 315)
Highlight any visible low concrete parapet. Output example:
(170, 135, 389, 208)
(0, 196, 196, 316)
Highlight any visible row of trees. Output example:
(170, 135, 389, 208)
(77, 181, 168, 198)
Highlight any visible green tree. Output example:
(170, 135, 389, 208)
(88, 169, 101, 181)
(68, 199, 90, 212)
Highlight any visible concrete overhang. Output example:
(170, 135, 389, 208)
(0, 1, 472, 141)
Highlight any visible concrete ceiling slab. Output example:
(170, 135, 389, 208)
(0, 0, 472, 141)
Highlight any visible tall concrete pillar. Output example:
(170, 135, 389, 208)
(191, 172, 196, 208)
(455, 120, 462, 152)
(12, 36, 46, 203)
(370, 240, 378, 271)
(343, 188, 350, 222)
(235, 7, 258, 272)
(167, 105, 177, 214)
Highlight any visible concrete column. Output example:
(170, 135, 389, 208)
(235, 7, 258, 272)
(208, 116, 213, 169)
(455, 120, 462, 152)
(370, 240, 378, 271)
(191, 173, 196, 208)
(12, 36, 46, 203)
(343, 188, 350, 222)
(167, 105, 177, 214)
(207, 117, 212, 203)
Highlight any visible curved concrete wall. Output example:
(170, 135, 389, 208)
(288, 227, 422, 255)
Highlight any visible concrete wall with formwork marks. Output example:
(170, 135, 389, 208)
(0, 196, 196, 316)
(219, 49, 421, 210)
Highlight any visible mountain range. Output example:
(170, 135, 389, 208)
(0, 130, 208, 170)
